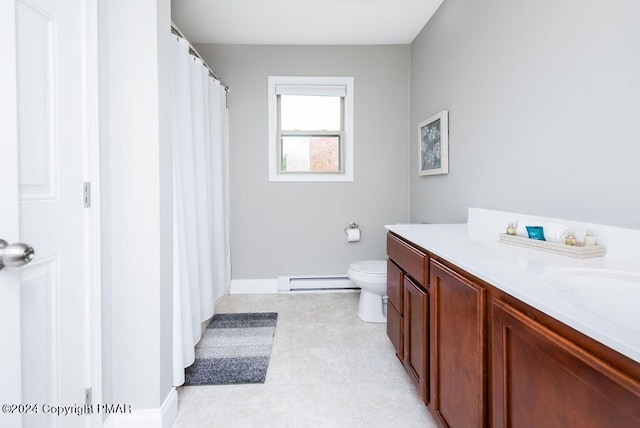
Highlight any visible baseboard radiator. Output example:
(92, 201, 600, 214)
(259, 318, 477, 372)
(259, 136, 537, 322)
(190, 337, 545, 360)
(277, 275, 358, 292)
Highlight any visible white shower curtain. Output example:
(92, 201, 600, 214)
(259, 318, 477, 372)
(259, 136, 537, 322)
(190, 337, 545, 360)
(171, 36, 230, 386)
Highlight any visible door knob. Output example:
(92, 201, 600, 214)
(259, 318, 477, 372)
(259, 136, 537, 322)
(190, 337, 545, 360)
(0, 239, 35, 271)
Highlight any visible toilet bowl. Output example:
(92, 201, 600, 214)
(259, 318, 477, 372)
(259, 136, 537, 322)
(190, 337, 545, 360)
(347, 260, 387, 323)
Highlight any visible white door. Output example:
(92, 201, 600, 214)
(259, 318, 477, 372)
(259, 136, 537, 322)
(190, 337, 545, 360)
(0, 0, 90, 427)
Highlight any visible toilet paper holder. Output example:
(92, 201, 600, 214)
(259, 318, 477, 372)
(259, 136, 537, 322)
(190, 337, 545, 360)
(344, 222, 359, 234)
(344, 222, 361, 242)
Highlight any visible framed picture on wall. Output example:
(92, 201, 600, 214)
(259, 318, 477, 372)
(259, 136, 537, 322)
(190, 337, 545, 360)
(418, 110, 448, 176)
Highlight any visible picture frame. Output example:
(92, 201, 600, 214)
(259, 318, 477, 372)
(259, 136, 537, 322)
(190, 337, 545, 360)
(418, 110, 448, 176)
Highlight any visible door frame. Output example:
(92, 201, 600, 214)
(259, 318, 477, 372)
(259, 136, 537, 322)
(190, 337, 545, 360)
(0, 0, 21, 413)
(80, 0, 102, 425)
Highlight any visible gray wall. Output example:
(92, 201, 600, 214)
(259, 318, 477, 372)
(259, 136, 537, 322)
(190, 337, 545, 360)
(196, 45, 410, 279)
(410, 0, 640, 228)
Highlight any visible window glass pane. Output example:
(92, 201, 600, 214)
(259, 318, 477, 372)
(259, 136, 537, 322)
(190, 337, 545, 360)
(281, 136, 340, 172)
(280, 95, 341, 131)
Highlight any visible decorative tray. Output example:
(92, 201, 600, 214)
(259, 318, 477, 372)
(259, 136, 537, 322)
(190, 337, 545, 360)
(499, 233, 605, 259)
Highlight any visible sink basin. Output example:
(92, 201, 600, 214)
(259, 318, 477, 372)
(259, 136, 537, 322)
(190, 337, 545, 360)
(541, 268, 640, 329)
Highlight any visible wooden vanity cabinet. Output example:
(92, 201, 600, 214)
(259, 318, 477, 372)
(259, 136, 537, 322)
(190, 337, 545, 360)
(491, 298, 640, 428)
(429, 259, 486, 428)
(387, 231, 640, 428)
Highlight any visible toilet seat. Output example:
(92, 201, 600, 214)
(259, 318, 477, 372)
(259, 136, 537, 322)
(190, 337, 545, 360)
(348, 260, 386, 277)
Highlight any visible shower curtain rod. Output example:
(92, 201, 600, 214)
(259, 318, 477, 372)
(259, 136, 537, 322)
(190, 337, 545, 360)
(171, 21, 230, 92)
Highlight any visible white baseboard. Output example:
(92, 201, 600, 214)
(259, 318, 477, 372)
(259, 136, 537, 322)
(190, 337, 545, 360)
(229, 279, 278, 294)
(103, 387, 177, 428)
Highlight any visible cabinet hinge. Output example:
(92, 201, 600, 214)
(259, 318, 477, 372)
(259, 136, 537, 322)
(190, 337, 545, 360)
(83, 182, 91, 208)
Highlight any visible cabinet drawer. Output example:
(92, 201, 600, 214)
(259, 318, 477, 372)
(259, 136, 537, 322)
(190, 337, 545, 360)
(387, 301, 403, 360)
(387, 259, 403, 312)
(387, 233, 428, 286)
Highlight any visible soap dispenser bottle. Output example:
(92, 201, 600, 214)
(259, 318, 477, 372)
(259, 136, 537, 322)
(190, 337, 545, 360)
(583, 229, 596, 246)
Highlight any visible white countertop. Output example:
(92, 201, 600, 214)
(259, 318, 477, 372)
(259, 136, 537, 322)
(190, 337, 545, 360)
(386, 222, 640, 364)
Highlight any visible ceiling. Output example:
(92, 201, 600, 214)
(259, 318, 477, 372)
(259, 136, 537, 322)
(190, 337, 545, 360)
(171, 0, 444, 45)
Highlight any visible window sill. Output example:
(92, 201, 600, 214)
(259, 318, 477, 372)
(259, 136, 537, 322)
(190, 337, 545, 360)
(268, 172, 354, 183)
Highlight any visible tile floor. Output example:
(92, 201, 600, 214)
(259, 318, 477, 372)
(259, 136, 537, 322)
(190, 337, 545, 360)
(172, 292, 438, 427)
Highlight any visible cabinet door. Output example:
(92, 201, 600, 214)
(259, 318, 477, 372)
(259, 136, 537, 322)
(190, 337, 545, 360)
(430, 260, 486, 428)
(492, 299, 640, 428)
(403, 276, 429, 404)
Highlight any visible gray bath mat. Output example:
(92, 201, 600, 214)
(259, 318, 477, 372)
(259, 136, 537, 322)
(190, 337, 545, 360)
(184, 312, 278, 385)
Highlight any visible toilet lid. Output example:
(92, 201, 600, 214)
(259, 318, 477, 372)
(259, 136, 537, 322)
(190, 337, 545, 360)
(349, 260, 387, 276)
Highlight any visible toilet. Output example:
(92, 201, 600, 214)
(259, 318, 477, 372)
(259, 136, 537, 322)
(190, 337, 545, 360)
(347, 260, 387, 323)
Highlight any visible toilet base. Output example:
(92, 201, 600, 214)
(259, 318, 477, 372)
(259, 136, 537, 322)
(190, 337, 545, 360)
(357, 290, 387, 323)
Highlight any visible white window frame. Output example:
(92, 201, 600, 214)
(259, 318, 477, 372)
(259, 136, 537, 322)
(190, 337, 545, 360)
(268, 76, 354, 182)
